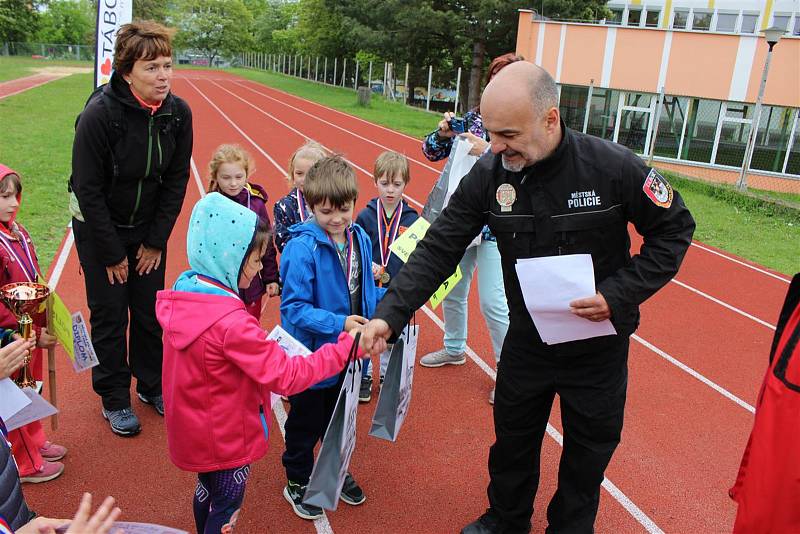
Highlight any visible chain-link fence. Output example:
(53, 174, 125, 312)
(239, 52, 466, 116)
(2, 42, 93, 61)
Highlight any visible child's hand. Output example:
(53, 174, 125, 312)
(0, 337, 34, 380)
(266, 283, 281, 298)
(345, 315, 368, 331)
(37, 327, 57, 349)
(371, 262, 381, 280)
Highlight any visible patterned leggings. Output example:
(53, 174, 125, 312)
(193, 465, 250, 534)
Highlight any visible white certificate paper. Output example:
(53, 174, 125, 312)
(0, 378, 32, 421)
(514, 254, 617, 344)
(266, 325, 313, 407)
(4, 387, 58, 431)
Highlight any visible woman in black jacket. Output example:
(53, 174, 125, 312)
(70, 21, 193, 437)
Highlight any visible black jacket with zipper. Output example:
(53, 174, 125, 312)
(375, 123, 696, 353)
(70, 72, 193, 266)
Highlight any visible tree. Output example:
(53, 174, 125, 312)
(35, 0, 93, 44)
(133, 0, 169, 23)
(0, 0, 39, 43)
(172, 0, 254, 66)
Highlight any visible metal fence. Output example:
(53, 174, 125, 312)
(238, 52, 466, 115)
(2, 42, 93, 61)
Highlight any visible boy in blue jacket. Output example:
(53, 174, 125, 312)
(355, 151, 419, 397)
(279, 156, 384, 520)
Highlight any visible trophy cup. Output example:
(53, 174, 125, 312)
(0, 282, 50, 389)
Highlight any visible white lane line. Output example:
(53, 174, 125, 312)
(418, 304, 664, 534)
(207, 80, 424, 210)
(235, 77, 427, 144)
(236, 75, 790, 288)
(189, 80, 663, 533)
(47, 222, 74, 289)
(671, 278, 776, 330)
(233, 80, 441, 174)
(688, 243, 791, 283)
(632, 334, 756, 414)
(188, 140, 335, 534)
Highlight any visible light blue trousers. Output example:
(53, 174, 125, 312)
(442, 239, 509, 363)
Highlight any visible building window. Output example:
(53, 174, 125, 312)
(715, 104, 753, 167)
(586, 89, 620, 141)
(654, 96, 689, 159)
(740, 13, 758, 33)
(691, 10, 712, 31)
(627, 8, 642, 27)
(786, 126, 800, 175)
(773, 14, 790, 31)
(680, 98, 721, 163)
(751, 107, 795, 173)
(618, 107, 653, 154)
(672, 9, 690, 29)
(793, 15, 800, 36)
(607, 8, 624, 25)
(645, 9, 660, 28)
(559, 86, 589, 133)
(716, 13, 738, 32)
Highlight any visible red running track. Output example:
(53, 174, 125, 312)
(22, 70, 791, 533)
(0, 74, 65, 100)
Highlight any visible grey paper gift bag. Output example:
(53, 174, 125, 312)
(303, 336, 361, 511)
(369, 324, 419, 442)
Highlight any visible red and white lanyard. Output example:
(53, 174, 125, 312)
(376, 200, 402, 268)
(328, 227, 356, 283)
(296, 189, 309, 222)
(0, 230, 37, 282)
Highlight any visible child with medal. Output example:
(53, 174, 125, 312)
(355, 151, 419, 398)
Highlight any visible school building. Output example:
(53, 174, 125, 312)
(515, 1, 800, 192)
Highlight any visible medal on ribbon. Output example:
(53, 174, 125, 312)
(376, 200, 402, 286)
(296, 189, 309, 222)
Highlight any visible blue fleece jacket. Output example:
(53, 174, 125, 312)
(280, 219, 384, 388)
(175, 192, 257, 297)
(355, 198, 419, 285)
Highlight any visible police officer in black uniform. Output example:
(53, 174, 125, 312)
(361, 62, 696, 533)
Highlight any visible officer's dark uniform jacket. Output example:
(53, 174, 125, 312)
(70, 71, 193, 267)
(376, 123, 696, 349)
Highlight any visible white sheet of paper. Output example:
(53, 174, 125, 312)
(514, 254, 617, 344)
(0, 378, 32, 421)
(4, 387, 58, 431)
(56, 522, 187, 534)
(266, 325, 313, 407)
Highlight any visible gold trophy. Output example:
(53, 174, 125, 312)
(0, 282, 50, 389)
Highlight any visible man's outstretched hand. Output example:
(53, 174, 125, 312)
(360, 319, 392, 356)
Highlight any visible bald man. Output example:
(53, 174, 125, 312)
(362, 62, 695, 533)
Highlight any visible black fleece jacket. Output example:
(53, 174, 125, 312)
(70, 72, 193, 266)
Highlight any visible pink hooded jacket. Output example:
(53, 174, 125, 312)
(156, 290, 357, 472)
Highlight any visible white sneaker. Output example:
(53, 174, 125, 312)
(419, 348, 467, 368)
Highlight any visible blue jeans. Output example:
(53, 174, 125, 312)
(443, 239, 509, 363)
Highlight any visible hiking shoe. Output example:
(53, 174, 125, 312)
(284, 480, 323, 520)
(340, 472, 366, 505)
(489, 387, 495, 405)
(461, 509, 531, 534)
(419, 348, 467, 368)
(40, 441, 67, 461)
(137, 392, 164, 416)
(359, 376, 372, 403)
(102, 407, 141, 436)
(20, 461, 64, 484)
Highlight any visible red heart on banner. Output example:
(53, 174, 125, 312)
(100, 58, 112, 76)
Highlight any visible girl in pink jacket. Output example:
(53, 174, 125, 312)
(156, 192, 362, 534)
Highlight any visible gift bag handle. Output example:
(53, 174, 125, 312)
(347, 331, 362, 390)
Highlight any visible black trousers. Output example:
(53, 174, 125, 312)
(282, 372, 345, 484)
(488, 332, 630, 534)
(73, 219, 166, 411)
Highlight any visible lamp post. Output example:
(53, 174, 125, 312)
(736, 26, 784, 191)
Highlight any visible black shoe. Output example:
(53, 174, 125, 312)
(461, 509, 531, 534)
(284, 480, 323, 520)
(359, 376, 372, 403)
(340, 472, 366, 505)
(101, 407, 141, 437)
(137, 393, 164, 416)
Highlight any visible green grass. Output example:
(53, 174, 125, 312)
(0, 56, 91, 83)
(662, 172, 799, 274)
(229, 67, 439, 139)
(0, 73, 92, 273)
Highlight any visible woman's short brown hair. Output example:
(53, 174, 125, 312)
(114, 21, 175, 76)
(486, 53, 525, 84)
(304, 156, 358, 209)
